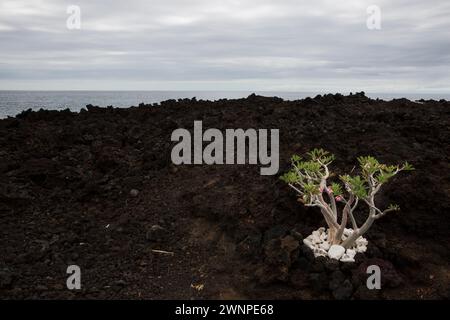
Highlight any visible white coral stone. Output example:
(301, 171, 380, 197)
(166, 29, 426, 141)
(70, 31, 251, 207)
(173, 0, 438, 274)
(356, 244, 367, 253)
(313, 247, 327, 257)
(319, 241, 330, 251)
(356, 237, 368, 246)
(328, 245, 346, 260)
(340, 254, 355, 263)
(303, 238, 314, 250)
(346, 249, 356, 259)
(343, 228, 353, 237)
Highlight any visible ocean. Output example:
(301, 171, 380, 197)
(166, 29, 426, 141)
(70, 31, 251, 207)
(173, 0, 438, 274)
(1, 90, 449, 119)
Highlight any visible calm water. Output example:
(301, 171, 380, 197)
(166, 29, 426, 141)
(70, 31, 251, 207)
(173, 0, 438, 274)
(1, 90, 449, 119)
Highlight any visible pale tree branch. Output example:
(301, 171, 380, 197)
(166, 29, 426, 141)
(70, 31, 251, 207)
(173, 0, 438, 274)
(348, 198, 359, 230)
(288, 183, 303, 195)
(373, 207, 398, 220)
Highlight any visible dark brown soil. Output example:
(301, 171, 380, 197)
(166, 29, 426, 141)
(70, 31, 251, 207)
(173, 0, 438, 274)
(0, 92, 449, 299)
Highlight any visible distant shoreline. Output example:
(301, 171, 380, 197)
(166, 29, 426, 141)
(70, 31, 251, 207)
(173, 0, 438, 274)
(1, 91, 450, 119)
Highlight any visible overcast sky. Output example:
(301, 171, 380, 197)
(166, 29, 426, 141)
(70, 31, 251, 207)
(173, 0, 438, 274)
(0, 0, 449, 92)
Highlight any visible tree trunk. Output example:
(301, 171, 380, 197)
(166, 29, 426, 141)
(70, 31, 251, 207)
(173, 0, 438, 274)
(342, 213, 375, 248)
(328, 227, 337, 244)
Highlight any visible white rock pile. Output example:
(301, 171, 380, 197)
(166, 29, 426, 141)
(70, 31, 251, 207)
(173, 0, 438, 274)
(302, 227, 368, 262)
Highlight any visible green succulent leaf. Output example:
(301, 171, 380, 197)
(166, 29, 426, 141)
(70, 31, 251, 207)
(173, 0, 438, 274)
(376, 171, 394, 184)
(388, 203, 401, 211)
(291, 154, 302, 162)
(330, 182, 343, 196)
(403, 162, 415, 171)
(341, 175, 368, 198)
(280, 170, 298, 184)
(307, 148, 335, 164)
(303, 182, 320, 195)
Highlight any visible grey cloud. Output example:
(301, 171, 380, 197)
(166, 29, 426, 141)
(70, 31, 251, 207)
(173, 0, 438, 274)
(0, 0, 449, 92)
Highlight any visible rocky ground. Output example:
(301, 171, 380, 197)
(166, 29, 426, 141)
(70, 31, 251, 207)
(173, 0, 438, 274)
(0, 92, 449, 299)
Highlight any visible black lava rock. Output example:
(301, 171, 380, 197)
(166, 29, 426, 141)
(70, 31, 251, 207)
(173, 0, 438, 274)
(146, 225, 167, 242)
(301, 245, 315, 261)
(296, 257, 309, 270)
(309, 273, 328, 291)
(236, 231, 262, 258)
(324, 259, 340, 271)
(329, 270, 346, 291)
(0, 269, 14, 289)
(263, 225, 290, 243)
(332, 279, 353, 300)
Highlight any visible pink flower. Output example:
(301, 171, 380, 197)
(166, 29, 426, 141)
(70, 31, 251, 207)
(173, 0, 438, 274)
(326, 187, 333, 194)
(335, 196, 343, 202)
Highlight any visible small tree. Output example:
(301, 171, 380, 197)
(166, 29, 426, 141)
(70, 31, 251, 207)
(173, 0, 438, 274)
(280, 149, 413, 249)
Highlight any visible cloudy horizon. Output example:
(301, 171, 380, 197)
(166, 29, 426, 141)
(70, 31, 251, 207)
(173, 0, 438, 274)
(0, 0, 449, 93)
